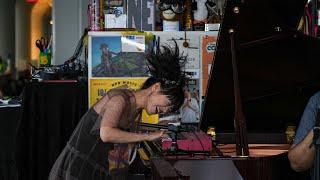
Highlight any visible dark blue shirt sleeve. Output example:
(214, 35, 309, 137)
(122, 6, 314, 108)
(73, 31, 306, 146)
(293, 92, 320, 144)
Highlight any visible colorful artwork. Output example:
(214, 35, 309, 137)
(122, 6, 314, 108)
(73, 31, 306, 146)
(89, 78, 147, 107)
(90, 35, 148, 77)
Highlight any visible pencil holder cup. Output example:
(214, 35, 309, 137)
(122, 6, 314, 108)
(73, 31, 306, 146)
(39, 51, 51, 66)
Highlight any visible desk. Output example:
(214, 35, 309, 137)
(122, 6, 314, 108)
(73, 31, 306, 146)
(16, 82, 87, 180)
(0, 106, 21, 180)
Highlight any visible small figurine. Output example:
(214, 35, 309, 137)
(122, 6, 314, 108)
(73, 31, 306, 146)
(158, 0, 185, 31)
(193, 0, 209, 30)
(193, 0, 209, 22)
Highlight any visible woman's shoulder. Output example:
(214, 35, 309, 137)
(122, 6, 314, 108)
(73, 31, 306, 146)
(107, 88, 133, 98)
(107, 89, 136, 107)
(94, 89, 130, 111)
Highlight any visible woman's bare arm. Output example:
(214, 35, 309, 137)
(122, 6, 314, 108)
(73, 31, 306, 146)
(98, 95, 164, 143)
(100, 126, 164, 143)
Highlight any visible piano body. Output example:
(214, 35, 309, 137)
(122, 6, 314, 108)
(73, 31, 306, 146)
(140, 0, 320, 179)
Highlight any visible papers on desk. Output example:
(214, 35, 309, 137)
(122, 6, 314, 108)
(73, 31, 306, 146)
(0, 99, 21, 108)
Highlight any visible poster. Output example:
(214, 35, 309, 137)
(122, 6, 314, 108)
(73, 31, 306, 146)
(158, 69, 201, 124)
(121, 35, 145, 52)
(89, 78, 147, 107)
(89, 78, 159, 124)
(155, 32, 200, 69)
(201, 35, 217, 96)
(180, 71, 201, 123)
(90, 35, 148, 77)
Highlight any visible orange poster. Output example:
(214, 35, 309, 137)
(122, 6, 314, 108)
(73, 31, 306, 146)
(201, 35, 217, 96)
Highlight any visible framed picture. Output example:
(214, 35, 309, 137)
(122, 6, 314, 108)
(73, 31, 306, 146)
(88, 31, 150, 78)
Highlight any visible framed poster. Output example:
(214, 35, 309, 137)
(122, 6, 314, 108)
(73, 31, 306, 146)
(89, 32, 149, 78)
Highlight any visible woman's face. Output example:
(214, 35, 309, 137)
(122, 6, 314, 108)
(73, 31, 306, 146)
(145, 85, 172, 115)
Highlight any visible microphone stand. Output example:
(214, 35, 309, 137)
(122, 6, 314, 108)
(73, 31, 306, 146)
(313, 126, 320, 180)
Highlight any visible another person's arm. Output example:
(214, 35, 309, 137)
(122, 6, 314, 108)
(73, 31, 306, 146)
(100, 126, 164, 143)
(288, 92, 320, 171)
(288, 130, 315, 171)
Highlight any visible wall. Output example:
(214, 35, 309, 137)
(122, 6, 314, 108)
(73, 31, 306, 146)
(52, 0, 89, 65)
(0, 0, 15, 59)
(30, 0, 51, 62)
(15, 0, 33, 70)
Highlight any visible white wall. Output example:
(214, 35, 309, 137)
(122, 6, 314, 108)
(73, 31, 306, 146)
(52, 0, 89, 65)
(0, 0, 15, 59)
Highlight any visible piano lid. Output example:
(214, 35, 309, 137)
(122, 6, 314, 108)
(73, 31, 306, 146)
(200, 0, 320, 133)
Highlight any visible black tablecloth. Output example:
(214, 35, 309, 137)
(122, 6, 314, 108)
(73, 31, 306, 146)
(0, 106, 21, 180)
(16, 82, 88, 180)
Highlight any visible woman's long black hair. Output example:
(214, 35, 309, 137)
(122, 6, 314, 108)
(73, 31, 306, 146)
(142, 41, 187, 112)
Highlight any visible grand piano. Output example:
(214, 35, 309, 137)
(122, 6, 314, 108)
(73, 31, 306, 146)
(140, 0, 320, 179)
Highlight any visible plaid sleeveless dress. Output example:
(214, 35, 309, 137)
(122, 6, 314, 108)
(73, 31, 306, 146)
(49, 89, 137, 180)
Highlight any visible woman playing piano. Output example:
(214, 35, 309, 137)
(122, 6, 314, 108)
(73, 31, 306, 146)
(49, 43, 187, 180)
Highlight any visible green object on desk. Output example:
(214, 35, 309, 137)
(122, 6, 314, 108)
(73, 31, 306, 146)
(39, 51, 51, 66)
(0, 56, 8, 74)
